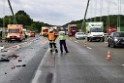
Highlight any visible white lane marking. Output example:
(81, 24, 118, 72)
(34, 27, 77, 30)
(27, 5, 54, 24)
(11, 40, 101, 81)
(87, 46, 92, 49)
(122, 64, 124, 67)
(104, 42, 108, 43)
(74, 41, 79, 43)
(31, 70, 42, 83)
(31, 48, 50, 83)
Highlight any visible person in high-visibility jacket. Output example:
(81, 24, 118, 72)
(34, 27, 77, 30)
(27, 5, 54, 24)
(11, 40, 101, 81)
(48, 29, 58, 54)
(58, 27, 69, 54)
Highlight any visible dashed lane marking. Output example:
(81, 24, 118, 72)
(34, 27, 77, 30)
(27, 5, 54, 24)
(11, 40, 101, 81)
(104, 42, 108, 43)
(70, 38, 72, 40)
(122, 64, 124, 67)
(87, 46, 92, 49)
(41, 39, 47, 44)
(74, 41, 79, 43)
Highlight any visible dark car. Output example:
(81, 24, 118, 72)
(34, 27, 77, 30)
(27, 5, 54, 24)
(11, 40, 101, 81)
(107, 32, 124, 47)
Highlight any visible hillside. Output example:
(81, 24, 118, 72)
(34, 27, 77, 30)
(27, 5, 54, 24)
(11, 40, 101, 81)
(0, 10, 52, 32)
(66, 15, 124, 32)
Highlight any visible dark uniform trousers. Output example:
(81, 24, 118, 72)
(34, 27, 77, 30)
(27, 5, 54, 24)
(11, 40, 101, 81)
(49, 40, 58, 53)
(59, 40, 68, 53)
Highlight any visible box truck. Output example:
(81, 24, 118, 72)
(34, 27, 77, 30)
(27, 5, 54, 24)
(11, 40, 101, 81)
(6, 24, 25, 42)
(40, 27, 49, 37)
(86, 22, 104, 42)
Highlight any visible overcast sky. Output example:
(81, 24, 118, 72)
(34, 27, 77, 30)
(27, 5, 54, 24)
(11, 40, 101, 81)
(0, 0, 124, 25)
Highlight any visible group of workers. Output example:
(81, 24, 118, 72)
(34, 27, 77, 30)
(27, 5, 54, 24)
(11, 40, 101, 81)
(48, 27, 69, 54)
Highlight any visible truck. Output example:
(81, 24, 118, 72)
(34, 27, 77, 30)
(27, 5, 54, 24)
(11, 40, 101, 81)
(107, 26, 117, 35)
(6, 24, 25, 42)
(68, 24, 78, 36)
(40, 27, 49, 37)
(86, 22, 104, 42)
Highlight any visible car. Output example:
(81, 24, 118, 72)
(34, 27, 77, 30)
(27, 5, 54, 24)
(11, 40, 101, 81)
(107, 32, 124, 48)
(30, 31, 35, 37)
(75, 32, 87, 39)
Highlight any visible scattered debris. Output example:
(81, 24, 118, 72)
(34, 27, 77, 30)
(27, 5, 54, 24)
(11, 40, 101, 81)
(0, 46, 4, 51)
(18, 59, 22, 62)
(16, 65, 22, 67)
(16, 64, 26, 68)
(44, 47, 47, 49)
(0, 59, 9, 62)
(22, 64, 26, 67)
(8, 54, 19, 60)
(5, 72, 7, 75)
(11, 66, 16, 69)
(30, 47, 33, 49)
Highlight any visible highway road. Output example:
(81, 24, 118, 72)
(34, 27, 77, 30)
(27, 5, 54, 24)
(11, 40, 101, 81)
(0, 36, 124, 83)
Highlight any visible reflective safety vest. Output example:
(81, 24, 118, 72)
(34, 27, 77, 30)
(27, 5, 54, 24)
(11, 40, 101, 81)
(58, 31, 66, 40)
(48, 32, 55, 41)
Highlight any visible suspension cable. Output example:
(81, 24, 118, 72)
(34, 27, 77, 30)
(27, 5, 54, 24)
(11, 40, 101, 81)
(117, 0, 121, 31)
(119, 0, 121, 31)
(3, 0, 6, 27)
(117, 0, 119, 29)
(94, 0, 97, 22)
(7, 0, 17, 24)
(90, 0, 92, 22)
(2, 0, 6, 38)
(107, 1, 110, 28)
(81, 0, 90, 31)
(100, 0, 103, 22)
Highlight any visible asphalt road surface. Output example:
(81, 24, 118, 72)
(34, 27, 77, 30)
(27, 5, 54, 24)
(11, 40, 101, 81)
(0, 36, 124, 83)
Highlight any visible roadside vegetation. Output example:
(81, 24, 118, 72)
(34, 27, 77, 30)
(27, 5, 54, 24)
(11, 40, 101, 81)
(0, 10, 51, 33)
(65, 15, 124, 32)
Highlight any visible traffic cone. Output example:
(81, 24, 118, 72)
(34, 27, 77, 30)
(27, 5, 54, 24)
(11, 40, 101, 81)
(106, 50, 111, 61)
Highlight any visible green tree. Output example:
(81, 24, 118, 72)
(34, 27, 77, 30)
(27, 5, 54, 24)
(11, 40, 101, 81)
(15, 10, 33, 26)
(0, 10, 51, 32)
(0, 18, 3, 27)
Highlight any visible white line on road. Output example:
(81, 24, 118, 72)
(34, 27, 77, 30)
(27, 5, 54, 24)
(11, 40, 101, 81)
(70, 38, 72, 40)
(122, 64, 124, 67)
(31, 48, 50, 83)
(104, 42, 108, 43)
(31, 70, 42, 83)
(74, 41, 79, 43)
(87, 47, 92, 49)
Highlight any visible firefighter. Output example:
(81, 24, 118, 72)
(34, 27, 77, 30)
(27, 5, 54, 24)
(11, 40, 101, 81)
(48, 28, 58, 54)
(58, 27, 69, 54)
